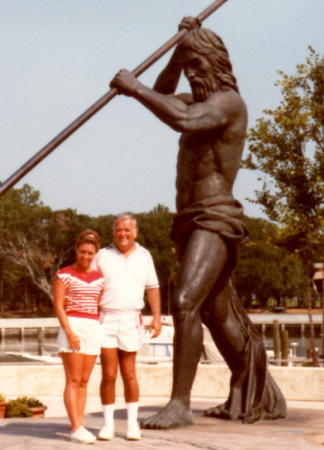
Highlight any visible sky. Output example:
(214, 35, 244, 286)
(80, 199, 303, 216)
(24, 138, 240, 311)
(0, 0, 323, 218)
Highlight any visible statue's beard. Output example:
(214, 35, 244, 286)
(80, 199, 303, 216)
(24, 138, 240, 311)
(191, 76, 221, 102)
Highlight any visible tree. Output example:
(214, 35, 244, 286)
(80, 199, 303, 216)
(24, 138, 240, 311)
(0, 184, 95, 315)
(0, 184, 46, 315)
(243, 47, 324, 365)
(236, 217, 306, 309)
(135, 205, 175, 314)
(3, 232, 67, 302)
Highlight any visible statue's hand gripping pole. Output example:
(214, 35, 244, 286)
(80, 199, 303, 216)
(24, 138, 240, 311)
(0, 0, 227, 197)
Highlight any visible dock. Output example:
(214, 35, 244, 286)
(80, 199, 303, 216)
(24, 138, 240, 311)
(0, 314, 323, 341)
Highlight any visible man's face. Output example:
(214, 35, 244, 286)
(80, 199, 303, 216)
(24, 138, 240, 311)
(182, 49, 218, 101)
(113, 219, 137, 254)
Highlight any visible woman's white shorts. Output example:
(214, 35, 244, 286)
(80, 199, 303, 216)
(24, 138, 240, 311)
(57, 316, 101, 355)
(100, 310, 142, 352)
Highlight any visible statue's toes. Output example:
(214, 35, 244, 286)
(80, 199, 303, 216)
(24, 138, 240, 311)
(140, 413, 167, 429)
(140, 418, 168, 429)
(204, 406, 217, 417)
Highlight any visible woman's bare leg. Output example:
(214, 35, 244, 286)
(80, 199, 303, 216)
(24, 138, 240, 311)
(61, 352, 97, 431)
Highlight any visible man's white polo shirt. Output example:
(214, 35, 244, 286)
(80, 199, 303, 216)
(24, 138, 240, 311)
(92, 243, 159, 311)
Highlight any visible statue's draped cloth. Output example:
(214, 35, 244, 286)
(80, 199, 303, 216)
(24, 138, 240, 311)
(171, 194, 248, 263)
(171, 195, 287, 423)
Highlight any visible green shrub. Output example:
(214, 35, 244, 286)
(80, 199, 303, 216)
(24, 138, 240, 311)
(16, 396, 44, 407)
(5, 400, 32, 418)
(0, 393, 6, 402)
(4, 396, 44, 417)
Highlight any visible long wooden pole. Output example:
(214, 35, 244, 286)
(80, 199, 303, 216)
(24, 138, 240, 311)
(0, 0, 227, 197)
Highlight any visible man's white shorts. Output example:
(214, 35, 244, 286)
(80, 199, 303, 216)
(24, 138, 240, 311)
(100, 310, 142, 352)
(57, 316, 101, 355)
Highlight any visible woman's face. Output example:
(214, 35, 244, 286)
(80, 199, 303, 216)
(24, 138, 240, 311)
(75, 243, 96, 271)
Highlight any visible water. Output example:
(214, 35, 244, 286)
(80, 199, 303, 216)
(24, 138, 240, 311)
(0, 330, 58, 361)
(0, 328, 322, 361)
(264, 336, 323, 358)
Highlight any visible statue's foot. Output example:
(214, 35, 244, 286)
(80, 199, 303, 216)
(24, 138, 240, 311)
(204, 404, 265, 424)
(140, 399, 194, 429)
(204, 403, 232, 420)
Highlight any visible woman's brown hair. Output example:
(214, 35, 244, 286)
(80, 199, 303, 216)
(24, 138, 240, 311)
(76, 229, 101, 252)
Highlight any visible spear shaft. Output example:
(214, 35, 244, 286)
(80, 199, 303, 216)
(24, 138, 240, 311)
(0, 0, 227, 197)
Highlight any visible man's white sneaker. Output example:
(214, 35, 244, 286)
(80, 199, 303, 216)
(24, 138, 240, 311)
(71, 426, 96, 444)
(98, 424, 115, 441)
(126, 425, 141, 441)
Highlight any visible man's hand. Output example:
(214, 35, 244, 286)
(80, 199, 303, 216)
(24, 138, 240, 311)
(110, 69, 139, 96)
(149, 316, 162, 338)
(178, 16, 201, 32)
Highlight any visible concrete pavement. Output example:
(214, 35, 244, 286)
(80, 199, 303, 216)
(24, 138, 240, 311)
(1, 397, 324, 449)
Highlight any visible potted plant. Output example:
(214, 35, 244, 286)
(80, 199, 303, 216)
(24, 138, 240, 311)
(4, 399, 33, 418)
(17, 397, 47, 418)
(4, 396, 47, 418)
(0, 393, 7, 419)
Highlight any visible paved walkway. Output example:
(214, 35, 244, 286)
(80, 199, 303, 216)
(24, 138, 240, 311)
(1, 398, 324, 449)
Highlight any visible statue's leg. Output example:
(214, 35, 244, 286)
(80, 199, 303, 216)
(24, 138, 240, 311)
(201, 276, 247, 368)
(201, 276, 286, 422)
(141, 230, 228, 429)
(201, 279, 250, 421)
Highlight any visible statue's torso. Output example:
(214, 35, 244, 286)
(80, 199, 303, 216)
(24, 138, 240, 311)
(176, 126, 245, 212)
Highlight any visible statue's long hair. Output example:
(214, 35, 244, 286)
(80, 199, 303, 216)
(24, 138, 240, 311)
(178, 29, 239, 93)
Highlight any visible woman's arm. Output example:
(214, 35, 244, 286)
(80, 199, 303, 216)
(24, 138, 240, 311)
(53, 277, 81, 351)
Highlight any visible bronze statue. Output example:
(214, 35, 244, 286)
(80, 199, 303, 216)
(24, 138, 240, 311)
(110, 17, 287, 428)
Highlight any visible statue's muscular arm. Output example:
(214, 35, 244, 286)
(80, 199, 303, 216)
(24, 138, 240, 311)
(153, 16, 201, 96)
(110, 70, 242, 134)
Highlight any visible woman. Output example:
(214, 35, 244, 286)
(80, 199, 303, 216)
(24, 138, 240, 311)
(54, 229, 104, 444)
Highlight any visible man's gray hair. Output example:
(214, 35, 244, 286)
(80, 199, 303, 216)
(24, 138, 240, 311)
(113, 213, 138, 231)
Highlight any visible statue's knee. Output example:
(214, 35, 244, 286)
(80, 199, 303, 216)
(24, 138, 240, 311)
(171, 290, 196, 321)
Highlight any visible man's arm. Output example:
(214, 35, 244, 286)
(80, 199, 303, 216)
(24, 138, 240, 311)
(146, 287, 162, 338)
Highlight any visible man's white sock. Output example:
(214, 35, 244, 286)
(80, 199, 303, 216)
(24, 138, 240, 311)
(126, 402, 139, 428)
(102, 404, 115, 427)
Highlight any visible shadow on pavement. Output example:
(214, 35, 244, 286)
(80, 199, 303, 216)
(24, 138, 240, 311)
(0, 421, 70, 442)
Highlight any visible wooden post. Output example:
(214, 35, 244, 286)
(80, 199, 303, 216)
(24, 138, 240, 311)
(0, 328, 4, 348)
(38, 327, 45, 356)
(300, 323, 305, 338)
(273, 320, 281, 366)
(261, 323, 266, 339)
(281, 329, 289, 367)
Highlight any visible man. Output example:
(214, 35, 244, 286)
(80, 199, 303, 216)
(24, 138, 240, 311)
(110, 18, 286, 428)
(92, 214, 161, 440)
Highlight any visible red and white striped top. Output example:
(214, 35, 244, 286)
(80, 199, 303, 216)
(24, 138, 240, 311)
(56, 265, 104, 319)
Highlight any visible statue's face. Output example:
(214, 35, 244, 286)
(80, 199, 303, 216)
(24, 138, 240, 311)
(182, 50, 212, 90)
(182, 49, 218, 102)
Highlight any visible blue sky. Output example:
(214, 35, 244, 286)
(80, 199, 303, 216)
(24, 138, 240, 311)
(0, 0, 323, 218)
